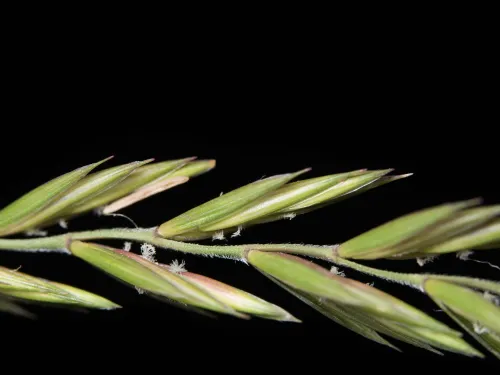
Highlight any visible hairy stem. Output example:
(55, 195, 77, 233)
(1, 228, 497, 293)
(0, 227, 420, 285)
(0, 228, 334, 259)
(328, 255, 425, 289)
(327, 255, 500, 294)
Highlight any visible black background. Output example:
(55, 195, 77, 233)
(0, 29, 498, 370)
